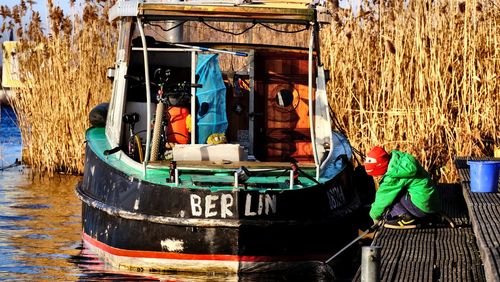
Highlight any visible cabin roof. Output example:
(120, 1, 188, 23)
(110, 0, 329, 24)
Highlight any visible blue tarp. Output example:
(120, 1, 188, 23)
(195, 54, 228, 144)
(319, 131, 353, 181)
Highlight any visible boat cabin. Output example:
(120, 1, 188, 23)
(104, 0, 338, 182)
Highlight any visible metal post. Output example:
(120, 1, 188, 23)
(289, 170, 294, 189)
(361, 246, 381, 282)
(248, 50, 255, 156)
(137, 17, 151, 176)
(190, 51, 196, 144)
(174, 169, 179, 186)
(307, 28, 319, 179)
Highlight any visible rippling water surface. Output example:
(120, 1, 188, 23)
(0, 106, 340, 281)
(0, 106, 86, 281)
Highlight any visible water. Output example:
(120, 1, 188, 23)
(0, 106, 85, 280)
(0, 105, 21, 167)
(0, 106, 341, 281)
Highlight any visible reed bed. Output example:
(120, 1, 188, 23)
(2, 0, 498, 182)
(322, 0, 499, 182)
(1, 0, 116, 175)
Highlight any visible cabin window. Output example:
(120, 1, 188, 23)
(121, 36, 195, 162)
(106, 19, 132, 147)
(276, 89, 293, 107)
(273, 86, 300, 112)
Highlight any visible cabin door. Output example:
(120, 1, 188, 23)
(224, 73, 252, 153)
(254, 53, 313, 162)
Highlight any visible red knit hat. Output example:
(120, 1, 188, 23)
(364, 146, 390, 176)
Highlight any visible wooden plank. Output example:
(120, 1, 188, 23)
(139, 3, 316, 24)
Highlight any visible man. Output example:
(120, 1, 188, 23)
(365, 146, 439, 229)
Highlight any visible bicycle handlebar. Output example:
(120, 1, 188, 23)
(124, 75, 202, 89)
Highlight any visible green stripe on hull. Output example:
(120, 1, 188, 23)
(86, 127, 318, 191)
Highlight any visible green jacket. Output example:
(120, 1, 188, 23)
(369, 150, 438, 220)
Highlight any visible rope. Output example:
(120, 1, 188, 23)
(0, 159, 22, 171)
(201, 20, 256, 35)
(145, 18, 310, 37)
(199, 20, 309, 36)
(258, 22, 309, 33)
(146, 21, 188, 33)
(324, 221, 382, 264)
(150, 102, 165, 161)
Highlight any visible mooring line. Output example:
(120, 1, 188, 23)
(324, 222, 382, 264)
(0, 159, 22, 171)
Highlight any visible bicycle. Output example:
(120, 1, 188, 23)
(122, 112, 145, 163)
(125, 67, 201, 161)
(156, 79, 202, 160)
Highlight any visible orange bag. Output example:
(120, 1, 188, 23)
(166, 106, 190, 144)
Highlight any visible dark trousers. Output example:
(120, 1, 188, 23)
(389, 192, 428, 218)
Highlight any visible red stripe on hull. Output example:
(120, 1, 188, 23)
(82, 231, 326, 262)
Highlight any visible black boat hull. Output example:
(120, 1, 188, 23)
(77, 145, 360, 272)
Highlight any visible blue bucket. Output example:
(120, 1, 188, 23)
(468, 160, 500, 193)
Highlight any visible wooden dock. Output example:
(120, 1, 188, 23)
(353, 183, 485, 281)
(455, 157, 500, 282)
(352, 156, 500, 281)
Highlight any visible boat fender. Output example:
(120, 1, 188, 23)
(89, 103, 109, 127)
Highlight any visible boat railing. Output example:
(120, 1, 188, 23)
(131, 47, 196, 52)
(148, 160, 316, 170)
(148, 159, 317, 188)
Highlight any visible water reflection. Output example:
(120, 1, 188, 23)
(0, 170, 82, 280)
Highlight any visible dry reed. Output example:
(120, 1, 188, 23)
(322, 0, 499, 182)
(1, 0, 116, 176)
(2, 0, 498, 182)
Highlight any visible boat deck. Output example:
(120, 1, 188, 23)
(87, 128, 324, 189)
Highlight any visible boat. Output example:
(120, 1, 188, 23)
(77, 0, 362, 274)
(1, 40, 21, 105)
